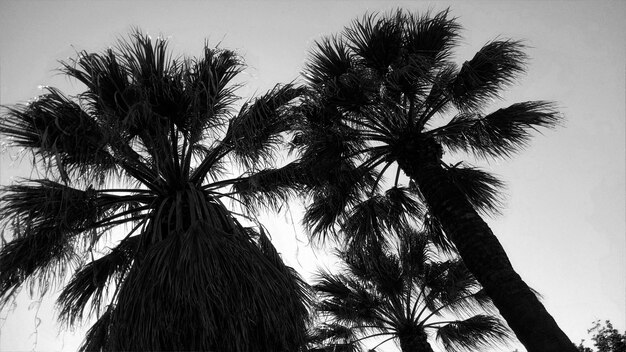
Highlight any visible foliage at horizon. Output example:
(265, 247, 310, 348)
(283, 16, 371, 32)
(577, 320, 626, 352)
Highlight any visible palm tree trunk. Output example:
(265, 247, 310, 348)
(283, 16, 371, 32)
(397, 152, 576, 351)
(398, 331, 433, 352)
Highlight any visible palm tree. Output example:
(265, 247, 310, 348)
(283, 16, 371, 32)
(0, 31, 310, 351)
(313, 229, 513, 352)
(294, 9, 576, 351)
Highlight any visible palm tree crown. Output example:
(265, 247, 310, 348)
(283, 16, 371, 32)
(294, 9, 576, 351)
(0, 31, 310, 351)
(313, 230, 513, 352)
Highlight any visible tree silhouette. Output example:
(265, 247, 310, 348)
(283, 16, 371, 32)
(0, 31, 310, 351)
(577, 320, 626, 352)
(293, 9, 575, 351)
(312, 228, 513, 352)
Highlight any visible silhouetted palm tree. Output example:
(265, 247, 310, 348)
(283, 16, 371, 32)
(294, 9, 576, 351)
(313, 230, 513, 352)
(0, 32, 310, 351)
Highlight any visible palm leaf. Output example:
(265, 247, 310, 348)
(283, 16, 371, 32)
(56, 235, 139, 327)
(0, 181, 135, 304)
(308, 323, 359, 344)
(0, 88, 114, 179)
(78, 307, 113, 352)
(397, 230, 432, 280)
(382, 9, 461, 99)
(403, 9, 461, 66)
(314, 271, 382, 326)
(445, 165, 505, 215)
(228, 83, 304, 169)
(0, 223, 77, 305)
(435, 315, 512, 352)
(303, 36, 353, 85)
(344, 12, 403, 74)
(359, 251, 404, 299)
(432, 101, 560, 158)
(0, 180, 123, 230)
(449, 39, 527, 110)
(61, 48, 134, 123)
(422, 213, 456, 255)
(184, 46, 242, 143)
(424, 260, 478, 301)
(303, 159, 375, 241)
(232, 162, 309, 212)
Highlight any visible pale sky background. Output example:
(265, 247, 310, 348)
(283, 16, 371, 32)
(0, 1, 624, 351)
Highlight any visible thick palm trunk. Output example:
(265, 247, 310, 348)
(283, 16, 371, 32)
(398, 331, 433, 352)
(396, 146, 576, 352)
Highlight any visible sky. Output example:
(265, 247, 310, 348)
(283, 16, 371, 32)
(0, 1, 624, 351)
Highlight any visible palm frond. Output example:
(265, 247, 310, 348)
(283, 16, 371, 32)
(397, 230, 432, 279)
(0, 88, 114, 179)
(382, 186, 425, 228)
(361, 102, 409, 138)
(0, 181, 137, 304)
(232, 162, 309, 212)
(340, 195, 389, 260)
(432, 101, 561, 159)
(307, 323, 364, 352)
(61, 48, 134, 124)
(0, 180, 125, 230)
(314, 271, 382, 327)
(449, 40, 527, 110)
(78, 307, 113, 352)
(184, 46, 243, 143)
(303, 36, 353, 85)
(404, 9, 461, 67)
(303, 159, 376, 241)
(435, 315, 513, 352)
(355, 250, 404, 299)
(422, 213, 456, 255)
(417, 63, 458, 128)
(0, 224, 77, 306)
(56, 235, 139, 327)
(228, 83, 304, 169)
(344, 11, 403, 74)
(298, 124, 367, 171)
(445, 165, 505, 216)
(308, 323, 359, 344)
(422, 260, 484, 317)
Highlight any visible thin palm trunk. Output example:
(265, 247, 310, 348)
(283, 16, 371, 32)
(396, 143, 576, 352)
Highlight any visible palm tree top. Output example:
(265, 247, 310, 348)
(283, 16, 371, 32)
(295, 9, 575, 352)
(312, 231, 514, 352)
(0, 30, 310, 351)
(293, 8, 560, 240)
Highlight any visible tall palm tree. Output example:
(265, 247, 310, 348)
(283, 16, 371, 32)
(293, 9, 576, 351)
(313, 230, 513, 352)
(0, 31, 310, 351)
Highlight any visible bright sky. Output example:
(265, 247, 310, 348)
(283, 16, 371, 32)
(0, 1, 624, 351)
